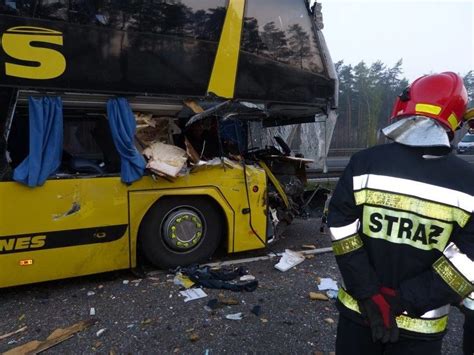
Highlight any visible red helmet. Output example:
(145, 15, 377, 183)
(391, 72, 468, 132)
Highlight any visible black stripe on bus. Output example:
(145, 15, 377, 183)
(0, 225, 128, 255)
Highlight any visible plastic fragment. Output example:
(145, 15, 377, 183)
(225, 312, 243, 321)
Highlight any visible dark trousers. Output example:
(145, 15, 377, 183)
(464, 312, 474, 355)
(336, 314, 442, 355)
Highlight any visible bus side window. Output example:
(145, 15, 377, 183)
(36, 0, 68, 22)
(62, 113, 120, 175)
(69, 0, 98, 25)
(7, 109, 29, 170)
(0, 0, 35, 17)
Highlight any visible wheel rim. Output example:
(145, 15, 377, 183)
(161, 207, 205, 252)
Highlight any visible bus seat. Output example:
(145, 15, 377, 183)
(68, 156, 105, 175)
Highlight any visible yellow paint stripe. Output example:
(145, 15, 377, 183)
(207, 0, 245, 99)
(415, 103, 442, 116)
(7, 26, 62, 35)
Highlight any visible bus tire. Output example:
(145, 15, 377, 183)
(139, 196, 224, 269)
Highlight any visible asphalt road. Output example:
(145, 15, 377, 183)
(0, 218, 465, 354)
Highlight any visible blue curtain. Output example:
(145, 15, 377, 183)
(107, 98, 145, 184)
(13, 96, 63, 187)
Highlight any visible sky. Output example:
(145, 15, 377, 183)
(316, 0, 474, 81)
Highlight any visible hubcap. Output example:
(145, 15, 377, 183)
(162, 208, 204, 251)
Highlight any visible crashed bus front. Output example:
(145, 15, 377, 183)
(0, 0, 337, 287)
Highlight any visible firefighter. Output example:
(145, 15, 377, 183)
(327, 72, 474, 355)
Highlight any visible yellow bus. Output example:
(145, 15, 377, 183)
(0, 0, 337, 287)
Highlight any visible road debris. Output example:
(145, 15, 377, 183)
(251, 305, 262, 316)
(179, 288, 207, 302)
(204, 299, 218, 312)
(225, 312, 243, 321)
(173, 273, 195, 289)
(131, 279, 142, 286)
(89, 307, 96, 316)
(218, 296, 239, 306)
(274, 249, 305, 272)
(239, 275, 256, 281)
(87, 291, 95, 297)
(309, 292, 329, 301)
(189, 333, 200, 342)
(0, 326, 27, 341)
(122, 280, 130, 285)
(302, 244, 316, 249)
(96, 328, 107, 337)
(317, 277, 339, 299)
(141, 319, 153, 325)
(4, 320, 96, 355)
(174, 265, 258, 292)
(324, 318, 335, 324)
(317, 278, 338, 292)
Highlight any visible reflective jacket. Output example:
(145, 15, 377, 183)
(465, 292, 474, 311)
(328, 143, 474, 338)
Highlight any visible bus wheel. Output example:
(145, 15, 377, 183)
(139, 196, 224, 269)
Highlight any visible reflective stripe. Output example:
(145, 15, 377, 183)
(330, 219, 360, 241)
(354, 189, 471, 227)
(419, 305, 450, 319)
(338, 288, 449, 334)
(332, 234, 363, 256)
(433, 255, 474, 298)
(447, 113, 459, 131)
(415, 103, 442, 116)
(362, 205, 452, 252)
(443, 243, 474, 281)
(353, 174, 474, 213)
(464, 293, 474, 310)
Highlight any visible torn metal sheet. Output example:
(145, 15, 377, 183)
(143, 142, 188, 178)
(185, 100, 231, 128)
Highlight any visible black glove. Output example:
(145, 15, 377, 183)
(359, 294, 399, 343)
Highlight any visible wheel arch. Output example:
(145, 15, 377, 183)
(129, 188, 234, 268)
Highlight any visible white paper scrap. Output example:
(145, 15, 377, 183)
(317, 277, 339, 291)
(274, 249, 305, 272)
(179, 288, 208, 302)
